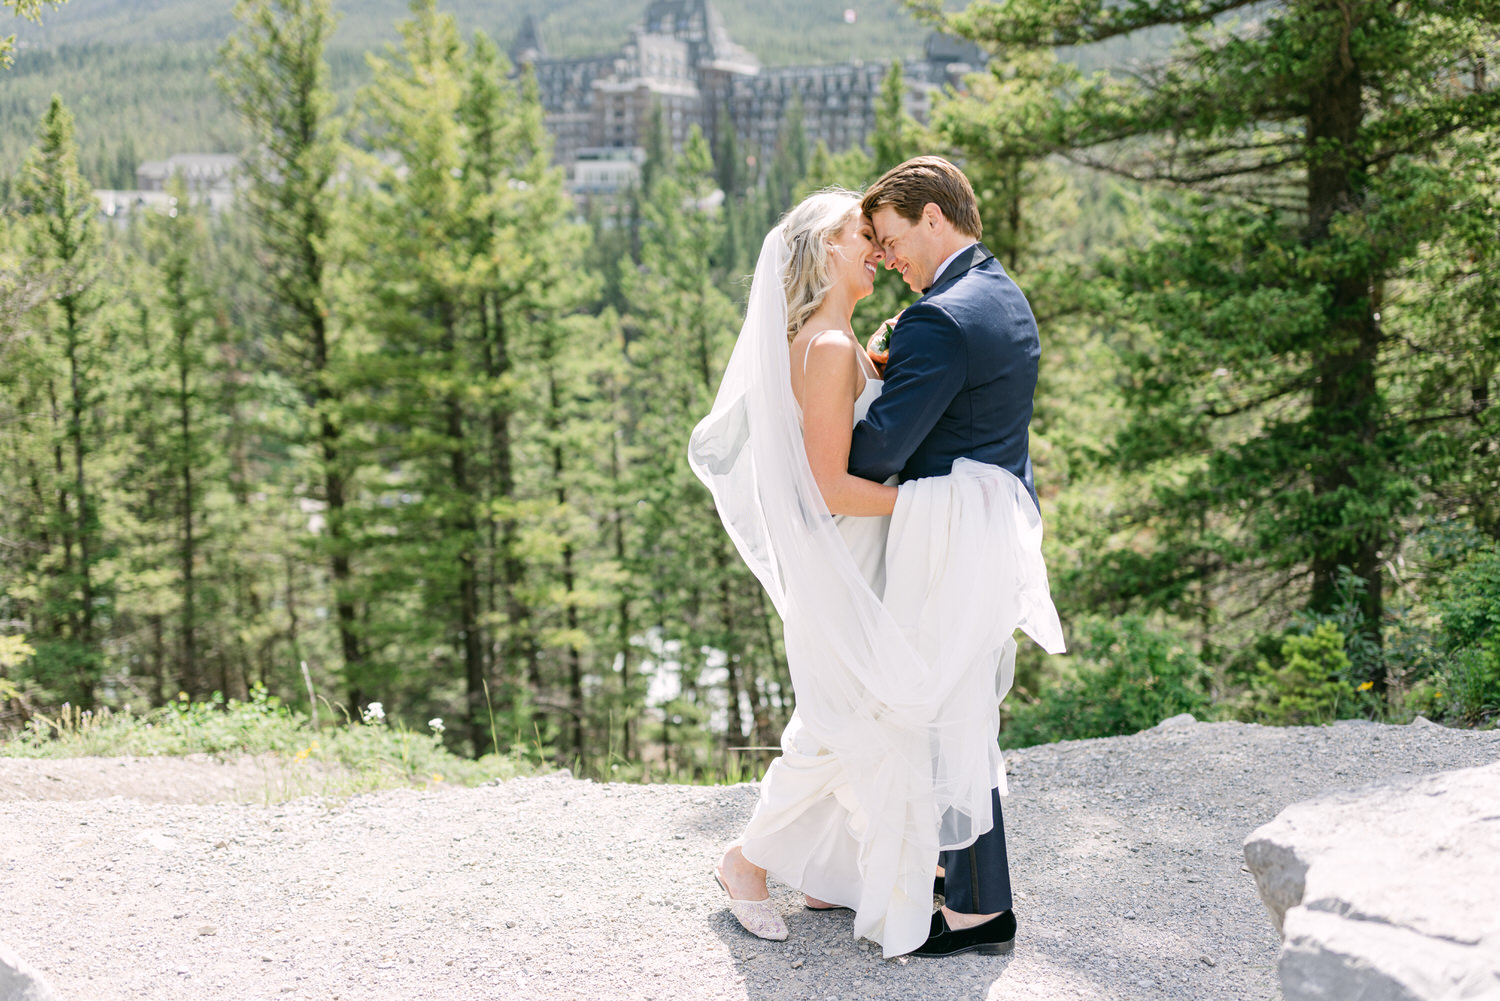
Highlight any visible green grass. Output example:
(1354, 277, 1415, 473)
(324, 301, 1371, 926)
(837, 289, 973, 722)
(0, 686, 534, 801)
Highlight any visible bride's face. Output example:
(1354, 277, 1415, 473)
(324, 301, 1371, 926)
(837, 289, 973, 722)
(828, 214, 884, 302)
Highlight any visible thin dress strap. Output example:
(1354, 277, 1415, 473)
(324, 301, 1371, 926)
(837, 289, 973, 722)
(801, 329, 878, 380)
(800, 328, 844, 377)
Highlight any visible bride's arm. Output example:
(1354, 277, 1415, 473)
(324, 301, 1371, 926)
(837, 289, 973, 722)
(799, 334, 899, 517)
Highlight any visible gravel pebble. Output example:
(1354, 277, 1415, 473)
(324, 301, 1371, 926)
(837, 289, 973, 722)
(2, 718, 1496, 1000)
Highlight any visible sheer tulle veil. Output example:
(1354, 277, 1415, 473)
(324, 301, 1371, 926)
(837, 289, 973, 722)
(688, 223, 1063, 953)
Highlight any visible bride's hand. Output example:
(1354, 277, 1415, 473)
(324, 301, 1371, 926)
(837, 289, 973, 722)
(867, 312, 901, 377)
(866, 311, 902, 353)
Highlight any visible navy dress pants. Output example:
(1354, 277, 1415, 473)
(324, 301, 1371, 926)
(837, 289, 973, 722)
(940, 787, 1013, 914)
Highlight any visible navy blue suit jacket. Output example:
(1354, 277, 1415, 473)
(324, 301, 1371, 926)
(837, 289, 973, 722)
(848, 243, 1040, 508)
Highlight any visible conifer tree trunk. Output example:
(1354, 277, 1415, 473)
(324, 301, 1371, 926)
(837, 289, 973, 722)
(442, 307, 486, 759)
(607, 419, 635, 757)
(64, 307, 96, 684)
(1305, 32, 1383, 636)
(485, 302, 538, 697)
(163, 226, 201, 695)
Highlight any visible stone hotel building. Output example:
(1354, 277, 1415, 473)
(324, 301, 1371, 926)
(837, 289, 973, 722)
(512, 0, 985, 192)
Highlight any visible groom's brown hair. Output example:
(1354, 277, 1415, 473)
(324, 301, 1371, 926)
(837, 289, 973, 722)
(861, 156, 982, 240)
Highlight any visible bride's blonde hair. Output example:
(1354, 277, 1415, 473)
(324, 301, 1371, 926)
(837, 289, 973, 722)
(780, 189, 861, 341)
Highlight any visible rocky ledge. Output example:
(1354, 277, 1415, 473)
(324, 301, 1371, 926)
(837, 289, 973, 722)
(1245, 737, 1500, 1001)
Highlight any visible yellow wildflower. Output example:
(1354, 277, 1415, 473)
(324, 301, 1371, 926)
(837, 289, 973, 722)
(1357, 681, 1374, 691)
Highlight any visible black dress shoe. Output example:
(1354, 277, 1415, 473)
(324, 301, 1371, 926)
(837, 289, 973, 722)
(910, 908, 1016, 958)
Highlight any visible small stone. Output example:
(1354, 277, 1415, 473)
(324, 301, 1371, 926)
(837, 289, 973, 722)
(197, 926, 217, 936)
(1124, 911, 1137, 920)
(1199, 955, 1217, 967)
(213, 841, 228, 849)
(261, 954, 274, 963)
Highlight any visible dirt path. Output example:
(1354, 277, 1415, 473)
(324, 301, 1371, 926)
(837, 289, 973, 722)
(3, 718, 1496, 1001)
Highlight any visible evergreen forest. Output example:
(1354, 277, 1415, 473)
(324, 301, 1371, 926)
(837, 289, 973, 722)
(2, 0, 1497, 781)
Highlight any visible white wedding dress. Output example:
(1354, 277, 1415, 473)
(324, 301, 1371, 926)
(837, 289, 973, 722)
(689, 228, 1065, 958)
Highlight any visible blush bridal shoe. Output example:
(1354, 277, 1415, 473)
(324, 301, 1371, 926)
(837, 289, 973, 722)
(712, 867, 788, 941)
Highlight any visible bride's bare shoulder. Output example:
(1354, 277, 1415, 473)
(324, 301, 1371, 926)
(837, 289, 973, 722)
(790, 327, 858, 368)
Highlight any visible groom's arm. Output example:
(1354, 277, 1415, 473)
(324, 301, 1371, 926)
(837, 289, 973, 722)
(848, 301, 965, 482)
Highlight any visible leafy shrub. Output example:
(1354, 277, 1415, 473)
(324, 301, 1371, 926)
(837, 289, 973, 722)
(1001, 615, 1211, 748)
(1425, 545, 1500, 725)
(1244, 622, 1376, 725)
(1299, 567, 1384, 689)
(0, 635, 36, 672)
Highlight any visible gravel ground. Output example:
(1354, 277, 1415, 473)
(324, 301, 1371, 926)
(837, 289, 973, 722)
(3, 717, 1497, 1001)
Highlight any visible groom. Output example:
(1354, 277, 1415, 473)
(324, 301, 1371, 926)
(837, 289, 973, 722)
(848, 156, 1041, 958)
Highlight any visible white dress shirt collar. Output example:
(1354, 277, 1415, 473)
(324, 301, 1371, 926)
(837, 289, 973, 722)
(929, 242, 977, 292)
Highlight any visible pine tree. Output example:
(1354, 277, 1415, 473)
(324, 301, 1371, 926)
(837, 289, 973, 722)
(621, 129, 789, 774)
(111, 173, 229, 699)
(352, 3, 595, 757)
(937, 0, 1500, 679)
(870, 59, 918, 174)
(13, 95, 109, 705)
(766, 93, 809, 217)
(353, 0, 490, 749)
(218, 0, 368, 704)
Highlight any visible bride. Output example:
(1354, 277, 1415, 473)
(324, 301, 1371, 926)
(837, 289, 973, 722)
(688, 189, 1063, 957)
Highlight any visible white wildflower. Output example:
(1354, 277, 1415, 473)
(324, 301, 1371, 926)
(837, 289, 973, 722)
(428, 717, 444, 734)
(362, 701, 386, 724)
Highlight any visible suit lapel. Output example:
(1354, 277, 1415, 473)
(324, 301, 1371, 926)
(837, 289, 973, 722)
(923, 242, 996, 299)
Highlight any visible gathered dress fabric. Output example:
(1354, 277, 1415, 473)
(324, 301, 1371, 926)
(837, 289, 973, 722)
(687, 228, 1064, 958)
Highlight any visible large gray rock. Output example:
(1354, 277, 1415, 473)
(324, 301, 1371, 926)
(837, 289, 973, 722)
(0, 941, 55, 1001)
(1244, 759, 1500, 1001)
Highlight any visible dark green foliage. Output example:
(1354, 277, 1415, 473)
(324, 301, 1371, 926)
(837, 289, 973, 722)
(6, 0, 1499, 779)
(4, 94, 110, 706)
(1418, 545, 1500, 725)
(219, 0, 370, 706)
(870, 59, 918, 174)
(616, 128, 794, 778)
(1001, 616, 1211, 748)
(1243, 623, 1373, 726)
(932, 0, 1500, 714)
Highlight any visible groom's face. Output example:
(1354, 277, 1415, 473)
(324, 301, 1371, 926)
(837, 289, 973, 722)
(870, 204, 941, 294)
